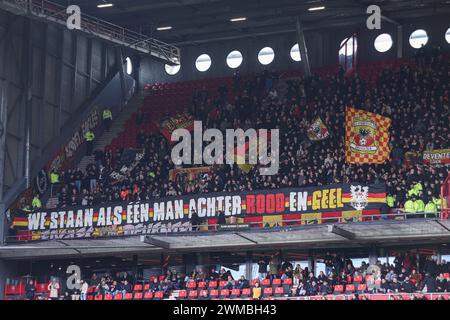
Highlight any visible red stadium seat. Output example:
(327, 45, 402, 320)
(198, 281, 207, 289)
(133, 292, 143, 300)
(275, 287, 284, 297)
(133, 284, 143, 291)
(334, 285, 344, 294)
(357, 284, 367, 293)
(272, 279, 282, 287)
(199, 290, 209, 298)
(345, 284, 355, 293)
(178, 290, 187, 299)
(124, 293, 133, 300)
(353, 275, 363, 284)
(143, 292, 153, 300)
(144, 284, 150, 291)
(230, 289, 240, 298)
(188, 290, 198, 299)
(94, 295, 103, 301)
(241, 288, 251, 298)
(263, 287, 273, 297)
(187, 281, 197, 289)
(208, 281, 218, 288)
(154, 291, 164, 300)
(36, 283, 48, 293)
(262, 279, 271, 287)
(104, 294, 113, 300)
(114, 293, 123, 300)
(209, 289, 219, 298)
(220, 289, 230, 298)
(219, 281, 228, 289)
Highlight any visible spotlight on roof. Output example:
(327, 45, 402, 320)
(97, 3, 114, 8)
(308, 6, 326, 11)
(230, 17, 247, 22)
(157, 26, 173, 31)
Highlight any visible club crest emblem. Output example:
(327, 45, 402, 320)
(350, 185, 369, 210)
(349, 116, 378, 155)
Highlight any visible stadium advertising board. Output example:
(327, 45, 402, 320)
(11, 183, 386, 241)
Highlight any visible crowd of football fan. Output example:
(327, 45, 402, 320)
(20, 252, 450, 300)
(23, 46, 449, 219)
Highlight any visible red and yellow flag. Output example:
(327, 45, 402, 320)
(345, 107, 391, 164)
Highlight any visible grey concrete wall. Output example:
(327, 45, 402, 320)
(0, 9, 123, 199)
(139, 14, 450, 86)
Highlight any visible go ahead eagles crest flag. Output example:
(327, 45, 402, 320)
(345, 107, 392, 164)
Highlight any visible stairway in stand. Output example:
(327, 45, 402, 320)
(77, 93, 144, 173)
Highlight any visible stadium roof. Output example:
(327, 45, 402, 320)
(2, 219, 450, 260)
(53, 0, 450, 44)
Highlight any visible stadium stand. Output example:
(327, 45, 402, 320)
(16, 49, 448, 220)
(3, 0, 450, 308)
(4, 252, 450, 300)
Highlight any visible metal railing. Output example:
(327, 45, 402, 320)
(0, 0, 180, 64)
(5, 210, 446, 243)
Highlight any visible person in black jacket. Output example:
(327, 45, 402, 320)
(209, 267, 219, 281)
(324, 252, 334, 276)
(191, 209, 201, 231)
(217, 210, 226, 226)
(421, 272, 437, 293)
(401, 277, 416, 293)
(319, 281, 332, 295)
(306, 281, 319, 296)
(391, 278, 401, 293)
(258, 257, 268, 280)
(25, 280, 36, 300)
(380, 279, 391, 293)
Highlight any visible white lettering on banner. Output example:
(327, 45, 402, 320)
(65, 110, 99, 159)
(66, 211, 74, 228)
(50, 212, 58, 229)
(154, 202, 166, 221)
(113, 206, 122, 225)
(19, 185, 386, 240)
(27, 212, 41, 231)
(197, 198, 207, 217)
(84, 209, 94, 227)
(297, 192, 308, 211)
(75, 210, 84, 228)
